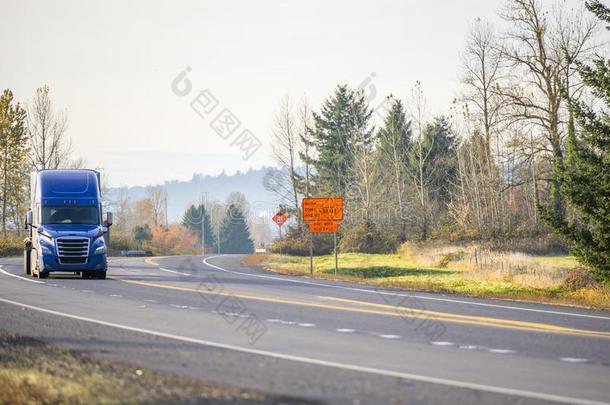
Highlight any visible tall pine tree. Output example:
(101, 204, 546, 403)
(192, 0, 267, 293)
(378, 97, 412, 241)
(421, 116, 459, 205)
(218, 203, 254, 254)
(312, 85, 372, 196)
(542, 0, 610, 281)
(182, 204, 216, 251)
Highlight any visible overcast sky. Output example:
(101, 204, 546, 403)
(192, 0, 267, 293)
(2, 0, 511, 187)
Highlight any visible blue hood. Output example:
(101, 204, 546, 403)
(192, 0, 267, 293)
(39, 224, 106, 239)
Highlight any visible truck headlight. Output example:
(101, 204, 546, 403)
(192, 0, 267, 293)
(94, 245, 106, 255)
(40, 245, 53, 255)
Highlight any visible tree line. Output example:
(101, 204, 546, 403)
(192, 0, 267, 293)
(108, 187, 255, 255)
(268, 0, 610, 281)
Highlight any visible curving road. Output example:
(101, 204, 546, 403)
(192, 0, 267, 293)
(1, 254, 609, 405)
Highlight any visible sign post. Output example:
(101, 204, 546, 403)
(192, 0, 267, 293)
(272, 211, 287, 255)
(302, 197, 343, 277)
(309, 233, 313, 276)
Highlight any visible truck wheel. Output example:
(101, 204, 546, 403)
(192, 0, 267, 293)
(24, 250, 31, 275)
(97, 271, 106, 280)
(39, 271, 49, 279)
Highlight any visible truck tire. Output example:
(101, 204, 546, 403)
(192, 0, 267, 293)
(31, 253, 38, 278)
(24, 249, 31, 275)
(97, 271, 106, 280)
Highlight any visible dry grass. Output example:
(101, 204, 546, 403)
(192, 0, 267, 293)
(0, 330, 309, 405)
(258, 243, 610, 310)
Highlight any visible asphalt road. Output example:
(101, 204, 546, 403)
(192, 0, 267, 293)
(1, 254, 609, 405)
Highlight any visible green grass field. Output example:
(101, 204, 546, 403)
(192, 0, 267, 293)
(261, 250, 610, 310)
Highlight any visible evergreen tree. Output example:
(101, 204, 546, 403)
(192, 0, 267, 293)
(218, 203, 254, 254)
(378, 97, 412, 241)
(181, 204, 216, 250)
(542, 0, 610, 281)
(133, 224, 152, 249)
(312, 85, 373, 195)
(378, 98, 412, 160)
(420, 116, 459, 204)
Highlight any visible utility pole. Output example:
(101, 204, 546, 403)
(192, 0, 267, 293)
(217, 211, 221, 254)
(200, 192, 207, 256)
(164, 192, 168, 229)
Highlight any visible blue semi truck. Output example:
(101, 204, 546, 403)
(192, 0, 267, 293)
(24, 169, 113, 279)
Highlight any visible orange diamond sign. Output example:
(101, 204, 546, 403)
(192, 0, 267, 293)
(272, 211, 287, 227)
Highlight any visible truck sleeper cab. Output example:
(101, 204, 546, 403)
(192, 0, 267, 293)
(24, 169, 112, 279)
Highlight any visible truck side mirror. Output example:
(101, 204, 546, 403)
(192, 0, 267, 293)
(105, 212, 113, 227)
(25, 210, 32, 228)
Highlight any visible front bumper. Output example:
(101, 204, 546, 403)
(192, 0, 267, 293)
(41, 254, 107, 272)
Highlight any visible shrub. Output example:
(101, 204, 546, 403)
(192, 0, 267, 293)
(271, 233, 334, 256)
(149, 224, 199, 256)
(563, 268, 595, 291)
(0, 237, 23, 257)
(339, 222, 399, 254)
(108, 235, 135, 255)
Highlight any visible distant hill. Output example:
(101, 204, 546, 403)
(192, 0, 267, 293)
(105, 167, 278, 222)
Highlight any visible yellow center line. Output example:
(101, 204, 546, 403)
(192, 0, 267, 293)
(143, 257, 160, 266)
(319, 296, 610, 338)
(116, 278, 610, 339)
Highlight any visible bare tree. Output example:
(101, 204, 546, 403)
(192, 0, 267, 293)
(27, 85, 73, 170)
(462, 18, 506, 159)
(499, 0, 597, 213)
(146, 184, 166, 227)
(406, 82, 435, 240)
(297, 96, 315, 198)
(347, 93, 376, 228)
(271, 95, 301, 219)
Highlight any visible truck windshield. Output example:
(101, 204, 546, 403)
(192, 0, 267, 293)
(42, 206, 100, 225)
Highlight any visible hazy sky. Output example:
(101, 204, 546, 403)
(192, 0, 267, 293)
(2, 0, 507, 187)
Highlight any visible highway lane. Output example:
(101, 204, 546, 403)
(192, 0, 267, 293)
(0, 254, 609, 405)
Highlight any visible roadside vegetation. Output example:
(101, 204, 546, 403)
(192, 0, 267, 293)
(266, 1, 610, 291)
(0, 330, 308, 405)
(257, 242, 610, 310)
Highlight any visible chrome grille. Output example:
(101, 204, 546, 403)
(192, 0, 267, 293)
(56, 237, 89, 258)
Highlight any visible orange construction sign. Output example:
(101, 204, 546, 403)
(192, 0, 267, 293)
(302, 197, 344, 222)
(272, 211, 287, 227)
(308, 221, 339, 233)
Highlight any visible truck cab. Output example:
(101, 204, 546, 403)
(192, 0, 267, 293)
(24, 169, 112, 279)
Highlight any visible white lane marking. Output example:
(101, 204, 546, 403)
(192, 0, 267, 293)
(281, 321, 296, 325)
(49, 283, 59, 287)
(488, 349, 516, 354)
(109, 294, 122, 298)
(298, 323, 316, 327)
(267, 319, 282, 323)
(431, 341, 455, 347)
(336, 328, 355, 333)
(0, 298, 606, 405)
(458, 345, 479, 350)
(81, 290, 94, 293)
(188, 306, 201, 310)
(169, 304, 188, 309)
(0, 266, 45, 284)
(143, 299, 157, 303)
(159, 267, 190, 276)
(202, 256, 610, 321)
(560, 357, 589, 363)
(379, 334, 401, 339)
